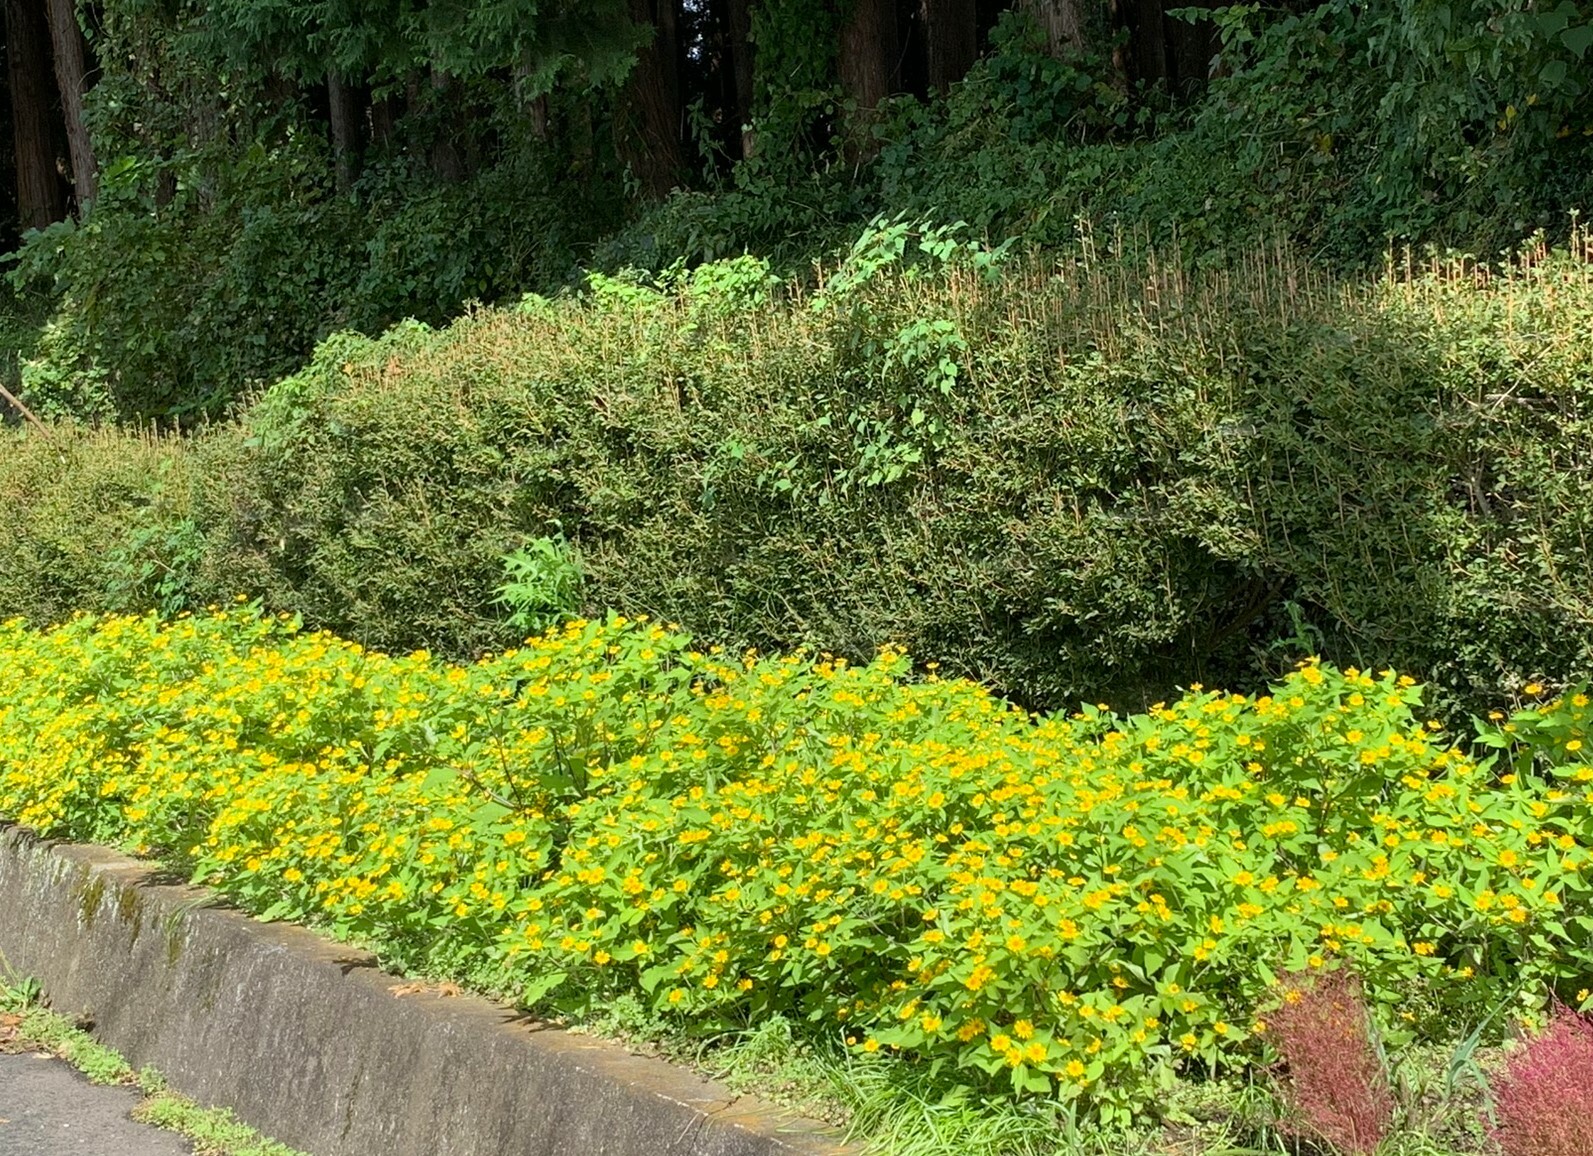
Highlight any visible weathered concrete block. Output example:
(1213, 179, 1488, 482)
(0, 824, 847, 1156)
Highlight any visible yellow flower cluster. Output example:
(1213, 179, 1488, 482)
(1, 608, 1590, 1111)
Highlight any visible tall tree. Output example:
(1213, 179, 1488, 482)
(1115, 0, 1215, 93)
(1026, 0, 1084, 57)
(1162, 0, 1216, 93)
(617, 0, 682, 198)
(723, 0, 755, 158)
(326, 71, 360, 190)
(45, 0, 94, 209)
(918, 0, 976, 91)
(839, 0, 897, 151)
(424, 68, 468, 182)
(5, 0, 65, 230)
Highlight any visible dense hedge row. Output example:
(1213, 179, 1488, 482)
(4, 233, 1593, 710)
(3, 609, 1590, 1115)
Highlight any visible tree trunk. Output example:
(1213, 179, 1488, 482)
(326, 71, 359, 190)
(511, 64, 551, 143)
(45, 0, 94, 210)
(427, 68, 467, 182)
(569, 96, 595, 178)
(1112, 0, 1215, 94)
(919, 0, 977, 92)
(528, 93, 550, 142)
(6, 0, 65, 230)
(617, 0, 683, 199)
(838, 0, 897, 157)
(369, 91, 402, 149)
(1121, 0, 1166, 87)
(1163, 0, 1217, 93)
(1026, 0, 1084, 57)
(724, 0, 755, 158)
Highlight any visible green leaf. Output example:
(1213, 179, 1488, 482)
(520, 970, 568, 1005)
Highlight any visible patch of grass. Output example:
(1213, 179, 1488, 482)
(574, 997, 1496, 1156)
(0, 973, 309, 1156)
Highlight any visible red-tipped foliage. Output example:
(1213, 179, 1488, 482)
(1264, 970, 1393, 1155)
(1490, 1004, 1593, 1156)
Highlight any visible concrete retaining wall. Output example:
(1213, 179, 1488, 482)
(0, 824, 845, 1156)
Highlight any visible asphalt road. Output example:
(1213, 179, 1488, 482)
(0, 1052, 191, 1155)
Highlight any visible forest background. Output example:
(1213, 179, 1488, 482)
(5, 0, 1593, 418)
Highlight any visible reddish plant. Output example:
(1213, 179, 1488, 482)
(1262, 970, 1394, 1155)
(1489, 1004, 1593, 1156)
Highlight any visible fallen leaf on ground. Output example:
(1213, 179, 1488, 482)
(388, 981, 463, 999)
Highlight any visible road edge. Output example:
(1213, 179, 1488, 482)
(0, 823, 846, 1156)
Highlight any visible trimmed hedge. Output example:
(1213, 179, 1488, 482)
(4, 234, 1593, 710)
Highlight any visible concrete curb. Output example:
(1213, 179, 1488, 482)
(0, 824, 847, 1156)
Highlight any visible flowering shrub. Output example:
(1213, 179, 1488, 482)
(1488, 1005, 1593, 1156)
(2, 609, 1593, 1118)
(1263, 971, 1392, 1153)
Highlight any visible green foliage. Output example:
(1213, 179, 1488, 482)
(1181, 0, 1593, 250)
(610, 0, 1593, 275)
(9, 140, 619, 420)
(0, 427, 206, 625)
(6, 0, 623, 423)
(0, 281, 46, 397)
(186, 0, 646, 91)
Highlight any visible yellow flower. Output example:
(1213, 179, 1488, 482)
(964, 965, 995, 992)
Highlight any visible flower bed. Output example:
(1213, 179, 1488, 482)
(1, 608, 1589, 1118)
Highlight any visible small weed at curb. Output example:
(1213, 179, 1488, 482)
(0, 976, 307, 1156)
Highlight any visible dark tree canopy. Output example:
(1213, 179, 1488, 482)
(7, 0, 1593, 418)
